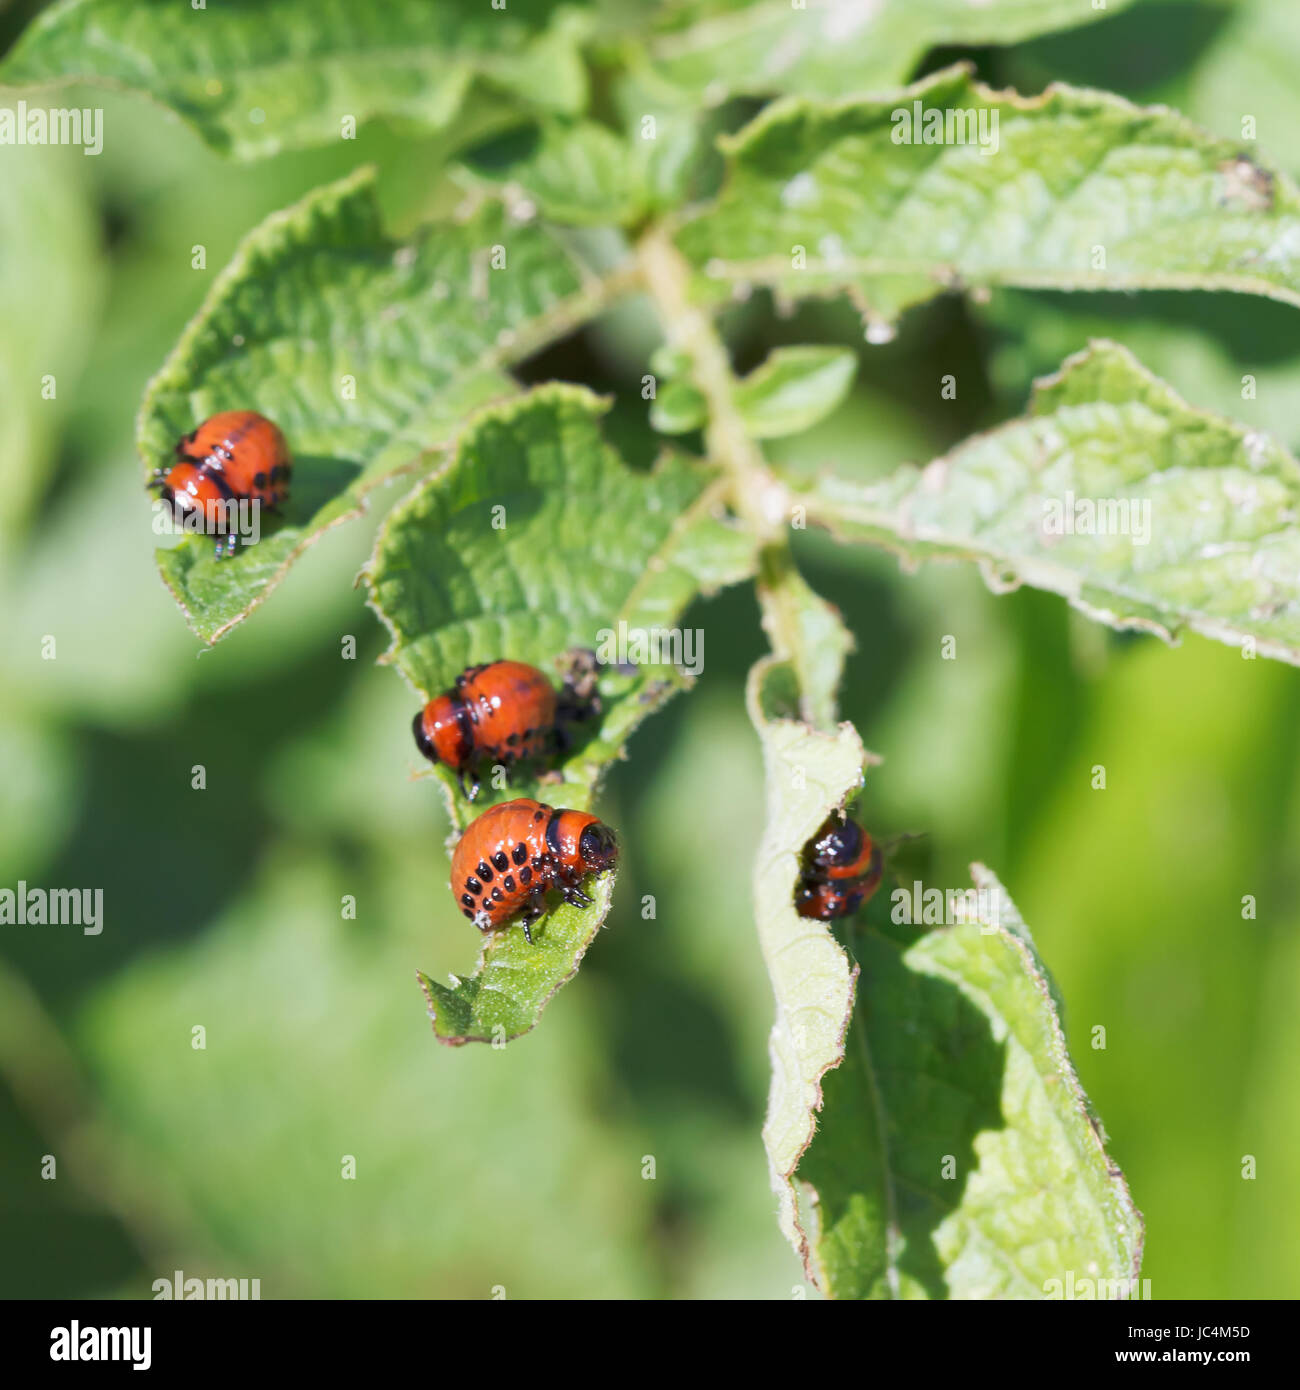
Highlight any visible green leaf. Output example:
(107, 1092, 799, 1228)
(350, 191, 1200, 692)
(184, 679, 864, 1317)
(801, 865, 1143, 1298)
(0, 0, 589, 159)
(650, 346, 855, 440)
(417, 874, 617, 1048)
(734, 345, 856, 439)
(141, 167, 633, 645)
(648, 344, 692, 380)
(649, 378, 707, 435)
(677, 67, 1300, 330)
(459, 120, 644, 228)
(648, 0, 1143, 104)
(612, 62, 728, 214)
(749, 615, 1139, 1295)
(756, 551, 853, 733)
(796, 339, 1300, 666)
(365, 384, 756, 1043)
(746, 653, 865, 1265)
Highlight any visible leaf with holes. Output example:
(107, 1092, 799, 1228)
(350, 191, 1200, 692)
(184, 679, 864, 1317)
(366, 384, 756, 1043)
(799, 865, 1143, 1298)
(793, 339, 1300, 666)
(677, 67, 1300, 332)
(0, 0, 589, 158)
(140, 166, 633, 645)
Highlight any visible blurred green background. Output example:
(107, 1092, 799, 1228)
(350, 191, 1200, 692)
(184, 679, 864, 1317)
(1, 0, 1298, 1299)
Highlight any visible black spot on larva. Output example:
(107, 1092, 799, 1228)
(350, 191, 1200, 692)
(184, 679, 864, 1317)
(462, 908, 473, 920)
(545, 813, 563, 856)
(254, 471, 267, 488)
(492, 851, 508, 872)
(512, 843, 527, 865)
(491, 888, 503, 902)
(507, 733, 519, 746)
(519, 865, 532, 886)
(503, 875, 516, 893)
(534, 810, 545, 822)
(477, 861, 493, 882)
(466, 877, 481, 894)
(461, 894, 475, 909)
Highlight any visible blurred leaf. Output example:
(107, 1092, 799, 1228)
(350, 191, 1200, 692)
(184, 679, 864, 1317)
(0, 0, 589, 159)
(0, 713, 77, 881)
(365, 385, 756, 1040)
(0, 150, 106, 548)
(649, 342, 859, 445)
(647, 0, 1142, 103)
(1002, 0, 1300, 180)
(613, 62, 728, 213)
(649, 378, 707, 434)
(1008, 633, 1300, 1300)
(746, 653, 864, 1272)
(141, 167, 634, 645)
(734, 345, 856, 439)
(801, 865, 1143, 1298)
(977, 288, 1300, 455)
(1181, 0, 1300, 176)
(678, 67, 1300, 330)
(649, 343, 692, 380)
(73, 852, 655, 1297)
(460, 120, 643, 227)
(797, 339, 1300, 666)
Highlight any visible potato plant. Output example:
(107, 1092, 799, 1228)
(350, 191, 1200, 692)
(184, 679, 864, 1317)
(6, 0, 1299, 1300)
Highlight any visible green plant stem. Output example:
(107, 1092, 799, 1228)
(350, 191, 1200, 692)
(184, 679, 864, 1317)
(637, 227, 830, 718)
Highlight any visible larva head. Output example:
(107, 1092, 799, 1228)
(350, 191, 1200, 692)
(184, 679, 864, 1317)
(153, 462, 230, 528)
(809, 815, 863, 870)
(808, 814, 881, 882)
(413, 695, 471, 771)
(549, 810, 618, 873)
(578, 820, 619, 872)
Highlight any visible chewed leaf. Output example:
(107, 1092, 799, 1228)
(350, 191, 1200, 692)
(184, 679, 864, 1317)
(796, 339, 1300, 665)
(418, 872, 616, 1047)
(678, 67, 1300, 329)
(367, 385, 755, 1040)
(366, 383, 755, 830)
(0, 0, 588, 158)
(748, 648, 1139, 1296)
(140, 167, 631, 644)
(800, 865, 1143, 1299)
(747, 654, 866, 1261)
